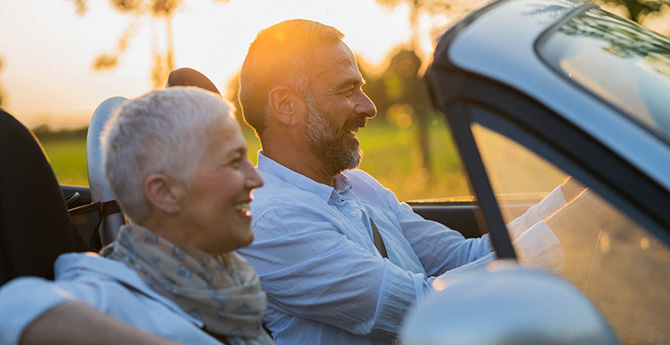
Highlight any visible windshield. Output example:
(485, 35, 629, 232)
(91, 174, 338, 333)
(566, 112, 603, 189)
(470, 116, 670, 344)
(538, 7, 670, 143)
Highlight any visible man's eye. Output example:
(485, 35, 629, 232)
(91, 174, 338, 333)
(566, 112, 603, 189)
(344, 89, 354, 97)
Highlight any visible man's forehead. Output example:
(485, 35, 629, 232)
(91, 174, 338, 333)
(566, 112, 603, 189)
(334, 46, 356, 67)
(313, 42, 360, 82)
(314, 42, 355, 70)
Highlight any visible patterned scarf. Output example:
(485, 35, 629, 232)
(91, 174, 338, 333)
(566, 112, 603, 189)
(101, 224, 275, 345)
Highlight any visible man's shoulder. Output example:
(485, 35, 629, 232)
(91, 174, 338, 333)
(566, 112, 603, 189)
(344, 169, 394, 200)
(343, 169, 379, 185)
(253, 170, 331, 209)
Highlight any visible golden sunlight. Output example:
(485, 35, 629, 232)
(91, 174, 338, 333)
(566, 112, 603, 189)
(0, 0, 441, 129)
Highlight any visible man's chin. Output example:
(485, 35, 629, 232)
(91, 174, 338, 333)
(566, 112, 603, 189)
(344, 148, 363, 171)
(344, 133, 360, 146)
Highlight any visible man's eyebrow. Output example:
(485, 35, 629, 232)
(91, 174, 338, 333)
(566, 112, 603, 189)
(335, 76, 365, 91)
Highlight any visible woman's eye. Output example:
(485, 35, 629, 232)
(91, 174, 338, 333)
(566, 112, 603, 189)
(227, 159, 242, 169)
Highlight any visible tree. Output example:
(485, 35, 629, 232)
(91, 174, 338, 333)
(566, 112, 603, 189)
(381, 49, 432, 173)
(70, 0, 229, 88)
(374, 0, 487, 175)
(375, 0, 486, 57)
(598, 0, 670, 23)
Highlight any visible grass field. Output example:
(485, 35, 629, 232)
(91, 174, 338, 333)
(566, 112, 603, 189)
(38, 118, 471, 201)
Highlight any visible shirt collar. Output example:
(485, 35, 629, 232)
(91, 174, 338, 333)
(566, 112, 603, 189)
(257, 151, 353, 200)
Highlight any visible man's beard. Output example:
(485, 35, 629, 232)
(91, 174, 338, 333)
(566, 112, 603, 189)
(305, 101, 365, 176)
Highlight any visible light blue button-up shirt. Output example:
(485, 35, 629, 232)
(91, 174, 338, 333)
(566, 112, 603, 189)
(0, 253, 222, 345)
(238, 153, 496, 345)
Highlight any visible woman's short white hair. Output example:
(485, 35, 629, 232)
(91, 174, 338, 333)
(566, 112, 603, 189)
(101, 87, 235, 223)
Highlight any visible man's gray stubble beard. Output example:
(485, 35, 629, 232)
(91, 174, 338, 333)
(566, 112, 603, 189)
(304, 101, 362, 176)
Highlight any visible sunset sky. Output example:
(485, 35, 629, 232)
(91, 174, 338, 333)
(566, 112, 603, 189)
(0, 0, 452, 129)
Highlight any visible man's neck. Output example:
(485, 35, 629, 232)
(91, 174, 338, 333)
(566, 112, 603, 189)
(261, 147, 336, 187)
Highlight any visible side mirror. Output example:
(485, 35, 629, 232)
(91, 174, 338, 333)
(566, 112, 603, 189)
(400, 261, 620, 345)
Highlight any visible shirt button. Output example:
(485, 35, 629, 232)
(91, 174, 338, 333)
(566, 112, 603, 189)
(350, 211, 358, 218)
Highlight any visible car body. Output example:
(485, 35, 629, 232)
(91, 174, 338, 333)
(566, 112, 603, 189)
(402, 0, 670, 343)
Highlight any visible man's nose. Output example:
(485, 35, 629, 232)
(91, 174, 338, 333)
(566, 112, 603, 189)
(356, 92, 377, 119)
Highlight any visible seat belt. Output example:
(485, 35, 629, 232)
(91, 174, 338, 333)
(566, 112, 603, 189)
(369, 218, 388, 259)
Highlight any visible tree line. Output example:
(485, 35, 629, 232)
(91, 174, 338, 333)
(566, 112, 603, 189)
(18, 0, 670, 176)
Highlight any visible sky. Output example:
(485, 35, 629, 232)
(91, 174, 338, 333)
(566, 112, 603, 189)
(0, 0, 450, 129)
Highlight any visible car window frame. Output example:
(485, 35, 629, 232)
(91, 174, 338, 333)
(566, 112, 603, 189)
(426, 63, 670, 259)
(466, 92, 670, 247)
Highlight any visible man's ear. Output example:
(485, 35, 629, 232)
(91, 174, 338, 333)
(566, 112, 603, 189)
(267, 85, 305, 126)
(143, 173, 184, 215)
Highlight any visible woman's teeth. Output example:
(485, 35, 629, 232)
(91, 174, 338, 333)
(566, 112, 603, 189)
(234, 202, 250, 213)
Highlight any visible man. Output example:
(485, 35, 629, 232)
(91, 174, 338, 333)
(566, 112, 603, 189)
(237, 19, 565, 345)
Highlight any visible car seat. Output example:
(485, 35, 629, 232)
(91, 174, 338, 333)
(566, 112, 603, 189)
(84, 97, 128, 247)
(0, 110, 85, 285)
(166, 67, 222, 96)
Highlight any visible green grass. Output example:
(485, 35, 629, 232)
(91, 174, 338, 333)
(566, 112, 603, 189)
(40, 137, 89, 186)
(357, 118, 470, 200)
(38, 118, 470, 201)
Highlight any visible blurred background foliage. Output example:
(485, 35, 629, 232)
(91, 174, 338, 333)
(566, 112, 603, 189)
(70, 0, 230, 88)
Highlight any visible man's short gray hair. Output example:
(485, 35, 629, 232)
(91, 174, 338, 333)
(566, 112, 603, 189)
(239, 19, 344, 137)
(101, 87, 234, 223)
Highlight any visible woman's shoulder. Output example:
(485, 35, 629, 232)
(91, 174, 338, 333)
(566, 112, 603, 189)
(54, 252, 134, 280)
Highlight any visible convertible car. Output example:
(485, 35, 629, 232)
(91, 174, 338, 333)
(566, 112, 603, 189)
(27, 0, 670, 343)
(402, 0, 670, 344)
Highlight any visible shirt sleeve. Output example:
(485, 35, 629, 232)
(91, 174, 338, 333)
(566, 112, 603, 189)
(0, 277, 72, 345)
(506, 184, 567, 240)
(354, 172, 494, 277)
(365, 174, 567, 277)
(392, 199, 495, 277)
(505, 185, 567, 273)
(239, 206, 432, 339)
(513, 220, 565, 272)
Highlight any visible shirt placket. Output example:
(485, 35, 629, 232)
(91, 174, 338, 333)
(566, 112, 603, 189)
(331, 191, 378, 255)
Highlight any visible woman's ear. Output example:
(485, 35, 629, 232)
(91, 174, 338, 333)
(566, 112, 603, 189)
(267, 85, 305, 127)
(143, 173, 184, 215)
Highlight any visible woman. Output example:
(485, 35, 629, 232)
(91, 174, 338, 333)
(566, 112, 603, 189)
(0, 87, 272, 345)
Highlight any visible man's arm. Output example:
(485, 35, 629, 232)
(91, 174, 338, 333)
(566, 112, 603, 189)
(349, 170, 495, 277)
(240, 206, 439, 339)
(21, 301, 182, 345)
(386, 173, 574, 275)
